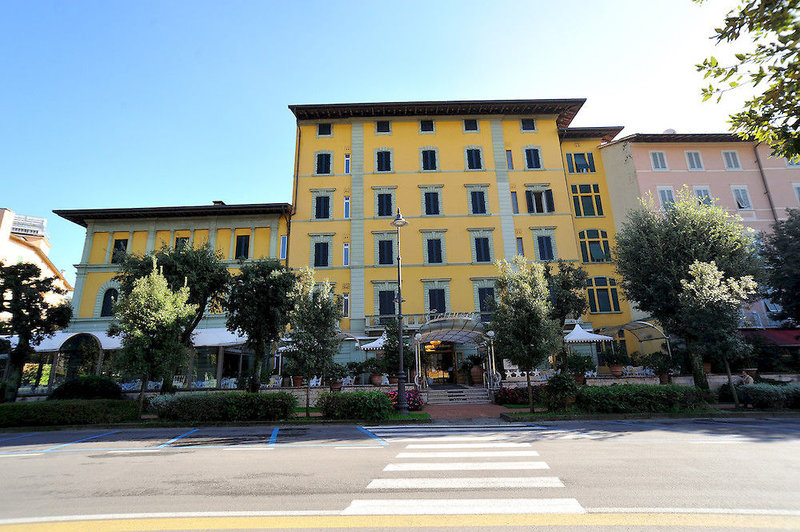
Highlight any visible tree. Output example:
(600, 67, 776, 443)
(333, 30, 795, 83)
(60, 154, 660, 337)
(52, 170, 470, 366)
(0, 262, 72, 402)
(544, 260, 589, 369)
(614, 188, 761, 389)
(116, 243, 230, 391)
(283, 270, 342, 416)
(762, 209, 800, 324)
(381, 318, 413, 376)
(224, 259, 296, 392)
(108, 260, 196, 414)
(697, 0, 800, 160)
(490, 257, 563, 413)
(679, 260, 758, 406)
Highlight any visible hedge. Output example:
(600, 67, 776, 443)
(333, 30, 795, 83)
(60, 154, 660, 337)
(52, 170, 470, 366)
(49, 376, 122, 401)
(385, 389, 424, 411)
(0, 399, 139, 427)
(739, 384, 800, 410)
(494, 386, 546, 405)
(148, 392, 297, 422)
(576, 384, 706, 413)
(315, 391, 393, 422)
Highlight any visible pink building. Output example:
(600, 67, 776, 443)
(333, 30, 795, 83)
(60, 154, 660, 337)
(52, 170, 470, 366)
(601, 133, 800, 329)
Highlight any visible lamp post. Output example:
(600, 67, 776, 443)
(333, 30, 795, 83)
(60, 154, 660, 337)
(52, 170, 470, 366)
(391, 209, 409, 416)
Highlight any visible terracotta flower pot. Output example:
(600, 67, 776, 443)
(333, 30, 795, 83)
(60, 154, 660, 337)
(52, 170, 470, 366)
(388, 376, 399, 384)
(470, 365, 484, 385)
(329, 380, 343, 392)
(609, 364, 623, 377)
(573, 374, 586, 386)
(658, 372, 670, 384)
(369, 373, 383, 386)
(703, 362, 712, 374)
(292, 376, 304, 387)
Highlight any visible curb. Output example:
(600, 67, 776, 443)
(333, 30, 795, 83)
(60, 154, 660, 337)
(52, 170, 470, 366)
(500, 410, 800, 422)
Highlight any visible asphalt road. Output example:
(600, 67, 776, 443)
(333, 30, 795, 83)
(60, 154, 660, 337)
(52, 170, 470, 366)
(1, 418, 799, 530)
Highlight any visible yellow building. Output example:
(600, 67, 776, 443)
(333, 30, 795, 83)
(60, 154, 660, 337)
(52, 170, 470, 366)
(287, 100, 633, 378)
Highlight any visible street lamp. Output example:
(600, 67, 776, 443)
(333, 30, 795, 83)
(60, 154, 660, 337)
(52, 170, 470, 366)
(391, 209, 409, 416)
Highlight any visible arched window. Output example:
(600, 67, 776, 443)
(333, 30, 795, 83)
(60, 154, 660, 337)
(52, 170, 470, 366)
(100, 288, 118, 317)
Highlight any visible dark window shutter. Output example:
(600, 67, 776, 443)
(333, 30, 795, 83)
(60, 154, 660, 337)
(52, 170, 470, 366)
(379, 290, 395, 315)
(544, 189, 555, 212)
(525, 190, 534, 213)
(427, 239, 442, 263)
(587, 152, 596, 172)
(566, 154, 574, 173)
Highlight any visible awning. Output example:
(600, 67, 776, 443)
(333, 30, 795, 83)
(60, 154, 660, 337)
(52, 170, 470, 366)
(191, 328, 247, 347)
(412, 315, 489, 346)
(361, 333, 387, 351)
(741, 328, 800, 348)
(564, 323, 613, 344)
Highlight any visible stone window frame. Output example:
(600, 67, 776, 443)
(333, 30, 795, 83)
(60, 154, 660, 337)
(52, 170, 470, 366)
(462, 118, 480, 133)
(419, 146, 439, 172)
(316, 122, 333, 138)
(419, 119, 436, 134)
(464, 145, 485, 171)
(311, 188, 335, 220)
(372, 230, 397, 267)
(94, 279, 122, 318)
(520, 118, 537, 133)
(685, 150, 704, 170)
(465, 183, 490, 215)
(530, 227, 558, 262)
(375, 120, 392, 135)
(522, 145, 544, 170)
(419, 184, 444, 216)
(468, 227, 495, 264)
(314, 150, 334, 175)
(420, 229, 447, 265)
(422, 278, 451, 315)
(372, 280, 399, 317)
(471, 277, 497, 315)
(524, 182, 555, 214)
(372, 185, 397, 218)
(309, 233, 334, 269)
(722, 150, 741, 170)
(374, 147, 394, 173)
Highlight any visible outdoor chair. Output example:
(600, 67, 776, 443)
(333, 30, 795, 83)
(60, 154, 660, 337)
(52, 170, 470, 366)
(341, 375, 355, 386)
(380, 374, 390, 385)
(309, 376, 322, 387)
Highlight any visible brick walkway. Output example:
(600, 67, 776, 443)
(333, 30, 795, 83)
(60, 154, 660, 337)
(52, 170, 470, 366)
(423, 403, 508, 420)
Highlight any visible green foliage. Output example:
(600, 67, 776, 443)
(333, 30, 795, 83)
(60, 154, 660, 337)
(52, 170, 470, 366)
(544, 373, 579, 411)
(565, 354, 595, 375)
(545, 260, 589, 326)
(49, 376, 122, 400)
(325, 362, 347, 382)
(576, 384, 707, 413)
(148, 391, 297, 422)
(0, 399, 139, 427)
(361, 357, 383, 375)
(345, 361, 364, 375)
(0, 261, 72, 402)
(601, 344, 630, 366)
(494, 386, 545, 405)
(696, 0, 800, 159)
(225, 259, 296, 392)
(738, 383, 800, 409)
(381, 319, 414, 375)
(635, 351, 679, 375)
(315, 391, 393, 422)
(762, 209, 800, 324)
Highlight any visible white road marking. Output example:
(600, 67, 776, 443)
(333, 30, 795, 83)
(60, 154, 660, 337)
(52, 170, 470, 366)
(688, 440, 743, 444)
(106, 449, 161, 454)
(405, 442, 531, 449)
(0, 453, 42, 458)
(343, 498, 585, 515)
(0, 510, 342, 525)
(222, 447, 274, 451)
(390, 436, 508, 442)
(397, 450, 541, 458)
(587, 507, 800, 516)
(384, 461, 549, 471)
(366, 477, 564, 489)
(335, 446, 384, 449)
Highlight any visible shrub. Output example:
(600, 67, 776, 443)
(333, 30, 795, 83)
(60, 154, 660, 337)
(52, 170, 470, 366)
(717, 382, 738, 403)
(785, 385, 800, 409)
(576, 384, 706, 413)
(385, 389, 423, 411)
(49, 376, 122, 400)
(565, 355, 595, 376)
(149, 392, 297, 422)
(494, 386, 545, 405)
(739, 384, 791, 410)
(545, 373, 579, 411)
(0, 399, 138, 427)
(316, 391, 393, 422)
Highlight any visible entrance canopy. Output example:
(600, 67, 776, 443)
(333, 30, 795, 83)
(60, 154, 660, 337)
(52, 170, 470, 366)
(596, 320, 668, 343)
(564, 323, 613, 343)
(411, 315, 489, 346)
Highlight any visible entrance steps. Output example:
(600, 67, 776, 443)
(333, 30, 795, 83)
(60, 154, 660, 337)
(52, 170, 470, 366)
(425, 387, 492, 405)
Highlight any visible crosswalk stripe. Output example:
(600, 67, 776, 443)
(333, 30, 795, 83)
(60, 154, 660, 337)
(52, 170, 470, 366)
(406, 442, 531, 449)
(368, 427, 544, 435)
(366, 477, 564, 489)
(384, 461, 549, 471)
(392, 436, 512, 442)
(366, 424, 541, 430)
(342, 498, 585, 515)
(397, 450, 540, 458)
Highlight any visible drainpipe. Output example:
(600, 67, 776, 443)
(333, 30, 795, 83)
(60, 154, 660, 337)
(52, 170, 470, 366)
(753, 142, 779, 223)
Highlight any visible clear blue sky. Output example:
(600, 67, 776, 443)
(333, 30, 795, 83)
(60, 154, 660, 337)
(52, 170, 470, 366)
(1, 0, 745, 285)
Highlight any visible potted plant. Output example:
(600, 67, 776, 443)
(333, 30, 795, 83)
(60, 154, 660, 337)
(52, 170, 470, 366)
(282, 358, 304, 387)
(326, 362, 347, 392)
(639, 351, 676, 384)
(602, 347, 629, 377)
(565, 354, 595, 385)
(345, 360, 364, 385)
(465, 354, 484, 386)
(362, 357, 383, 386)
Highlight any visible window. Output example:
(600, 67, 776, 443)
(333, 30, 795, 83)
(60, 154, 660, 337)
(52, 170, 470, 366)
(566, 152, 595, 173)
(474, 236, 491, 263)
(571, 184, 604, 216)
(314, 195, 331, 219)
(342, 293, 349, 318)
(657, 187, 675, 210)
(343, 196, 350, 219)
(470, 190, 487, 214)
(525, 189, 555, 214)
(377, 193, 393, 216)
(421, 149, 437, 171)
(100, 288, 118, 317)
(279, 235, 287, 260)
(578, 230, 611, 263)
(732, 186, 752, 209)
(426, 238, 443, 264)
(344, 154, 351, 174)
(506, 150, 514, 170)
(723, 150, 741, 170)
(315, 152, 332, 175)
(111, 238, 128, 263)
(376, 150, 392, 172)
(477, 286, 495, 322)
(422, 231, 446, 264)
(794, 184, 800, 204)
(524, 148, 542, 169)
(650, 151, 668, 171)
(424, 191, 440, 215)
(521, 118, 536, 131)
(587, 277, 620, 313)
(376, 120, 391, 134)
(466, 148, 483, 170)
(510, 191, 519, 213)
(694, 186, 712, 205)
(378, 290, 395, 316)
(343, 242, 350, 266)
(428, 288, 446, 314)
(532, 228, 558, 261)
(174, 236, 189, 249)
(235, 234, 250, 259)
(686, 151, 703, 170)
(317, 123, 332, 136)
(378, 239, 394, 265)
(313, 241, 329, 267)
(463, 118, 478, 132)
(516, 237, 524, 256)
(419, 119, 434, 133)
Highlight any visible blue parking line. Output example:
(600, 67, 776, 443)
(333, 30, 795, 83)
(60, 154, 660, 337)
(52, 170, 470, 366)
(268, 428, 279, 447)
(43, 430, 120, 452)
(0, 433, 34, 443)
(159, 428, 199, 448)
(357, 426, 388, 445)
